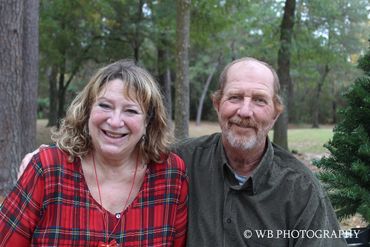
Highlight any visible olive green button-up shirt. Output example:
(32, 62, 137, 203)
(174, 133, 347, 247)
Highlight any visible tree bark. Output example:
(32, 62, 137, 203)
(0, 0, 39, 195)
(332, 97, 337, 124)
(157, 41, 172, 119)
(312, 64, 329, 128)
(174, 0, 191, 140)
(133, 0, 144, 63)
(22, 0, 39, 155)
(165, 67, 172, 120)
(273, 0, 296, 150)
(57, 60, 66, 127)
(196, 57, 221, 126)
(47, 66, 58, 126)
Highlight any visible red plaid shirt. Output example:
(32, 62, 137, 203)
(0, 146, 188, 246)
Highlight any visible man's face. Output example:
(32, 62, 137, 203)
(214, 61, 279, 151)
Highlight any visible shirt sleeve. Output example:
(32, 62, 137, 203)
(292, 187, 348, 247)
(173, 158, 188, 247)
(0, 153, 45, 246)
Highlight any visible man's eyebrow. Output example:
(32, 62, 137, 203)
(225, 90, 241, 94)
(225, 89, 270, 96)
(252, 92, 270, 97)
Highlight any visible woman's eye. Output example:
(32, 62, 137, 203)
(98, 103, 110, 109)
(126, 109, 139, 114)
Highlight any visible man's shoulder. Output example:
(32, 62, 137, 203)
(271, 142, 325, 194)
(272, 143, 303, 167)
(174, 132, 221, 152)
(271, 143, 318, 180)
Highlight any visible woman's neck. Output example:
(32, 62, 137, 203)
(86, 151, 143, 181)
(81, 150, 147, 214)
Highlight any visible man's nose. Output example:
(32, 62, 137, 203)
(237, 98, 253, 117)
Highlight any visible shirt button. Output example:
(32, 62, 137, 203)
(226, 218, 232, 223)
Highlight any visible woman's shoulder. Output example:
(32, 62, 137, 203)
(150, 152, 187, 175)
(167, 152, 186, 172)
(38, 145, 77, 169)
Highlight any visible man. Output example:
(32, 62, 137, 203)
(18, 57, 346, 246)
(174, 57, 347, 246)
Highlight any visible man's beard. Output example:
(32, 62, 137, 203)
(221, 117, 272, 151)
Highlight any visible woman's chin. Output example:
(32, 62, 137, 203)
(94, 145, 126, 158)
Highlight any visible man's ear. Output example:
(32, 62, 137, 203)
(212, 95, 220, 113)
(272, 108, 282, 123)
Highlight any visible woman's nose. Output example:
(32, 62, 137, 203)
(107, 111, 124, 127)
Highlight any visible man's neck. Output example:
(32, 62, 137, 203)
(223, 139, 266, 177)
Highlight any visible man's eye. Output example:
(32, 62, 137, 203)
(254, 98, 267, 104)
(229, 95, 241, 101)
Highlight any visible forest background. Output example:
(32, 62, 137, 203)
(0, 0, 369, 220)
(34, 0, 369, 137)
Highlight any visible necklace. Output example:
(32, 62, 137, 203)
(93, 154, 139, 247)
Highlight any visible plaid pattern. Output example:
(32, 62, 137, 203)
(0, 146, 188, 246)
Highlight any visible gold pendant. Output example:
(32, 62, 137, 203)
(97, 239, 118, 247)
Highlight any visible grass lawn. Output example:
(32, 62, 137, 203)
(190, 121, 333, 154)
(277, 128, 333, 154)
(0, 120, 365, 228)
(37, 120, 333, 154)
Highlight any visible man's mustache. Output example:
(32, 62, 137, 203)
(228, 117, 257, 128)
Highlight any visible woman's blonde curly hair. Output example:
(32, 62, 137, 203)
(51, 59, 172, 163)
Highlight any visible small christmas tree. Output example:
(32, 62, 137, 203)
(315, 40, 370, 223)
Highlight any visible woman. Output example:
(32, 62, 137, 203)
(0, 60, 188, 246)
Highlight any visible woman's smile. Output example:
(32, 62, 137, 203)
(101, 129, 128, 139)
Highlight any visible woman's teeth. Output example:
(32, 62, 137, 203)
(103, 130, 126, 138)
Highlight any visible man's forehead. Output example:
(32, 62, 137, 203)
(228, 60, 272, 76)
(226, 60, 274, 86)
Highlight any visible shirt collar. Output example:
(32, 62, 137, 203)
(220, 137, 274, 195)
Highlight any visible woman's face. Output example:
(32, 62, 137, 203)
(88, 79, 147, 160)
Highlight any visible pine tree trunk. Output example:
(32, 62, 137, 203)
(57, 62, 66, 127)
(196, 58, 220, 126)
(332, 100, 337, 124)
(133, 0, 144, 63)
(195, 66, 216, 126)
(22, 0, 39, 154)
(157, 39, 172, 119)
(165, 67, 172, 120)
(0, 0, 39, 195)
(312, 64, 329, 128)
(47, 66, 58, 127)
(174, 0, 191, 140)
(273, 0, 296, 150)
